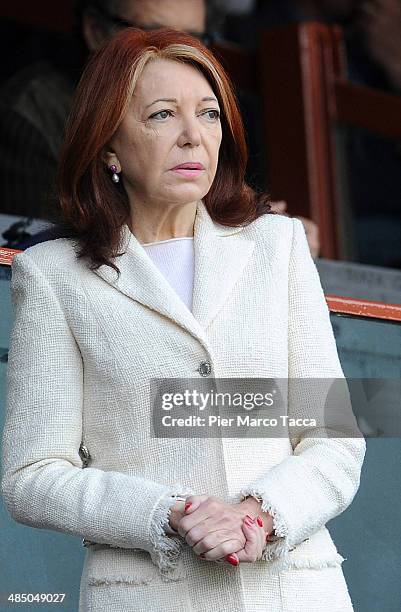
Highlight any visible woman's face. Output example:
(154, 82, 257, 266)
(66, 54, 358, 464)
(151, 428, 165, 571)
(105, 58, 223, 209)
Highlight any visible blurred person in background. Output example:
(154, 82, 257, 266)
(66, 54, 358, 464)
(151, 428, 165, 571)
(0, 0, 217, 221)
(0, 0, 319, 257)
(224, 0, 401, 268)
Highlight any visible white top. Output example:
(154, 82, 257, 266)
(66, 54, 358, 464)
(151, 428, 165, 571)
(141, 237, 194, 312)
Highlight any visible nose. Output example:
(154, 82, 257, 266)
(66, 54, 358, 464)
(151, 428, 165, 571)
(177, 115, 202, 148)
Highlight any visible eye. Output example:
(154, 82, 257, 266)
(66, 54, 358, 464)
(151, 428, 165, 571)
(203, 109, 220, 121)
(149, 109, 174, 120)
(149, 109, 221, 121)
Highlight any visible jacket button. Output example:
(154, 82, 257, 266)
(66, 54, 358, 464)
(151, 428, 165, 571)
(198, 361, 212, 376)
(79, 443, 91, 468)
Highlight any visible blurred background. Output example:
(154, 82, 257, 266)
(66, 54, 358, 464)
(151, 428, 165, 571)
(0, 2, 401, 611)
(0, 0, 400, 275)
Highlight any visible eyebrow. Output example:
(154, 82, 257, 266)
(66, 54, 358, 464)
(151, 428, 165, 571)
(145, 97, 219, 109)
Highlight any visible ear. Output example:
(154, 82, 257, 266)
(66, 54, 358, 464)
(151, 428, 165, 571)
(82, 13, 109, 52)
(102, 149, 121, 173)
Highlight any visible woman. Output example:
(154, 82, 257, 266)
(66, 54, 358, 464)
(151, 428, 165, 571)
(1, 27, 365, 611)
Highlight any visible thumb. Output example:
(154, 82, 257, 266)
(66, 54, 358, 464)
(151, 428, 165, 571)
(235, 518, 259, 562)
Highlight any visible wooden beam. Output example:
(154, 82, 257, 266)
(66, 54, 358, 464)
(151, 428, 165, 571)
(326, 295, 401, 322)
(334, 81, 401, 139)
(0, 248, 22, 266)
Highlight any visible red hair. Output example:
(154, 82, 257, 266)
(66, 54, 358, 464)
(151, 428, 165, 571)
(55, 27, 273, 276)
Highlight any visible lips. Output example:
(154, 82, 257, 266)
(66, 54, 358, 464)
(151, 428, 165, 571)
(171, 162, 205, 170)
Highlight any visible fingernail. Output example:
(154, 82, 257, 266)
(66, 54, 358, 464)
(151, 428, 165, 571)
(256, 516, 263, 527)
(184, 502, 192, 512)
(226, 554, 239, 566)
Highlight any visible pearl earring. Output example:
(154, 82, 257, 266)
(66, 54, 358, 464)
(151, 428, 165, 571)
(109, 164, 120, 183)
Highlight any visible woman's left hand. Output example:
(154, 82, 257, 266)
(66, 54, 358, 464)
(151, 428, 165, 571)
(234, 514, 267, 563)
(176, 494, 270, 564)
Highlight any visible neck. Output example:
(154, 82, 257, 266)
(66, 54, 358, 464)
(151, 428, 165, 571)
(127, 201, 199, 245)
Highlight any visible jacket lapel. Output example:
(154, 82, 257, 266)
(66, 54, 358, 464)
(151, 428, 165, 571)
(92, 200, 255, 350)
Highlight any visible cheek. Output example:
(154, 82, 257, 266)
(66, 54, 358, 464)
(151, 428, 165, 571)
(136, 127, 175, 162)
(120, 131, 165, 176)
(211, 125, 222, 147)
(209, 133, 222, 164)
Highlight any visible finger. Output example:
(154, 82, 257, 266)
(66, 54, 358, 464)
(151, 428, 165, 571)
(182, 494, 209, 514)
(179, 495, 234, 538)
(235, 518, 264, 563)
(225, 553, 239, 566)
(177, 496, 217, 538)
(197, 536, 244, 561)
(198, 552, 226, 564)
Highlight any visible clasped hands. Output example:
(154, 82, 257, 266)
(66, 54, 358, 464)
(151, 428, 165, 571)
(168, 494, 275, 567)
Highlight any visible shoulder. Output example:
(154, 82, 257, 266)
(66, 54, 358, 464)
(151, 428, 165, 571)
(0, 61, 73, 109)
(239, 212, 297, 250)
(12, 237, 82, 278)
(0, 61, 73, 152)
(243, 211, 294, 234)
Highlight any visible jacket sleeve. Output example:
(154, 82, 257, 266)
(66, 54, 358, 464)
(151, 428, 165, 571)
(239, 217, 366, 564)
(1, 252, 194, 576)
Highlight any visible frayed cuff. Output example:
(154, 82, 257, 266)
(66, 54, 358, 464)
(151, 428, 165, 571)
(148, 487, 194, 579)
(239, 489, 291, 562)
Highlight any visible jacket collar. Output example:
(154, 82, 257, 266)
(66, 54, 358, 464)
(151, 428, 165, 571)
(93, 200, 255, 351)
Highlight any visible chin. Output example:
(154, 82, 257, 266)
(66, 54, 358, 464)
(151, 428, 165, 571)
(169, 186, 209, 202)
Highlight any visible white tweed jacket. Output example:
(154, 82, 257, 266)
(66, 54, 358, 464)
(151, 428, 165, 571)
(1, 199, 366, 612)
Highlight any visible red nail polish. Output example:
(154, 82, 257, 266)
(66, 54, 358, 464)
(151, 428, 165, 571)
(226, 554, 239, 566)
(184, 502, 192, 512)
(256, 516, 263, 527)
